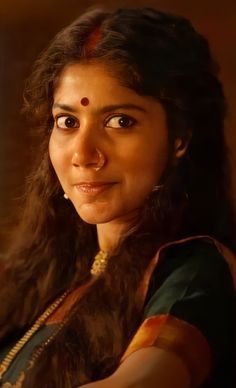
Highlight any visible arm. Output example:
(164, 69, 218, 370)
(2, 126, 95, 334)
(80, 240, 233, 387)
(79, 346, 190, 388)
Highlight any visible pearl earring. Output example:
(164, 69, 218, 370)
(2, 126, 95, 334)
(64, 193, 69, 199)
(152, 185, 164, 192)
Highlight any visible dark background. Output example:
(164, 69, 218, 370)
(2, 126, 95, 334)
(0, 0, 236, 251)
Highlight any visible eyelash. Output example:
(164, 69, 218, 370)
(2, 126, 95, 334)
(54, 115, 79, 130)
(105, 114, 136, 129)
(54, 114, 136, 131)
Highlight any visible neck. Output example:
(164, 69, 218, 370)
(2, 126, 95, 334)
(96, 211, 139, 253)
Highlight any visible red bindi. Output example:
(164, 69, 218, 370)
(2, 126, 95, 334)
(81, 97, 89, 106)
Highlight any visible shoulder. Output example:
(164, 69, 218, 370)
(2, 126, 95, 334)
(144, 238, 235, 358)
(121, 239, 235, 386)
(145, 238, 234, 307)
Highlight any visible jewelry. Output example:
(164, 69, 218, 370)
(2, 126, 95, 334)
(80, 97, 89, 106)
(0, 290, 69, 382)
(64, 193, 69, 199)
(71, 150, 105, 171)
(0, 251, 109, 382)
(90, 250, 109, 276)
(94, 149, 106, 171)
(152, 184, 164, 192)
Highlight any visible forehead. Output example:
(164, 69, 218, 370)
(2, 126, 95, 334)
(54, 62, 134, 99)
(53, 62, 162, 113)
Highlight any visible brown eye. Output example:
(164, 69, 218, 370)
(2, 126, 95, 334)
(118, 116, 132, 127)
(56, 115, 79, 129)
(105, 115, 135, 129)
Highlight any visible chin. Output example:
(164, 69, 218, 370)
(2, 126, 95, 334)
(74, 204, 115, 225)
(78, 214, 115, 225)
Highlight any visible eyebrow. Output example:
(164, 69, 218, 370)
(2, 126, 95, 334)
(52, 103, 147, 114)
(52, 103, 77, 113)
(98, 104, 146, 114)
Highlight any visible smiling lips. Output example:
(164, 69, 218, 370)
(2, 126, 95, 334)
(75, 182, 116, 195)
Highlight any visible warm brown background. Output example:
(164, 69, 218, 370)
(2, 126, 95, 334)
(0, 0, 236, 251)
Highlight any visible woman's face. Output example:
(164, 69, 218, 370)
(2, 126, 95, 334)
(49, 62, 169, 225)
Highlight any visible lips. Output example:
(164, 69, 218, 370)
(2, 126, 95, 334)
(74, 182, 116, 195)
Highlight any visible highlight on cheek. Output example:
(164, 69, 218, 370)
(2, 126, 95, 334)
(81, 97, 89, 106)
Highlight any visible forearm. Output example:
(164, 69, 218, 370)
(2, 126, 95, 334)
(79, 347, 190, 388)
(79, 375, 128, 388)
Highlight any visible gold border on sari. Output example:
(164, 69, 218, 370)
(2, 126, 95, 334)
(120, 314, 213, 387)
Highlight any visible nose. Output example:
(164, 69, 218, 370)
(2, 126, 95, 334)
(71, 128, 106, 170)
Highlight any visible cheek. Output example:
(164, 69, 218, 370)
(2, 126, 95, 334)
(48, 136, 66, 181)
(144, 133, 169, 174)
(125, 140, 169, 184)
(152, 144, 169, 177)
(48, 137, 57, 171)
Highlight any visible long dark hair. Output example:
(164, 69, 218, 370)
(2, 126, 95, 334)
(0, 7, 235, 386)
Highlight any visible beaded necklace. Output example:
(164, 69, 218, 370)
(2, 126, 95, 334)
(0, 290, 69, 382)
(0, 250, 109, 383)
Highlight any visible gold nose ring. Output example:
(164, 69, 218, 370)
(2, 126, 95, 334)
(94, 149, 105, 171)
(71, 150, 105, 170)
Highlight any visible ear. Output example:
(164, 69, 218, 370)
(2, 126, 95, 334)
(174, 132, 191, 159)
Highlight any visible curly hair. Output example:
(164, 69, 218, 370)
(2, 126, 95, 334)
(1, 7, 235, 386)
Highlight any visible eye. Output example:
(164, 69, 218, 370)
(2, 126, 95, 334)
(105, 115, 136, 129)
(55, 115, 79, 129)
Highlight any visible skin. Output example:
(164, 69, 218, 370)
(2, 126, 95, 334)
(49, 62, 191, 387)
(79, 347, 190, 388)
(49, 62, 173, 252)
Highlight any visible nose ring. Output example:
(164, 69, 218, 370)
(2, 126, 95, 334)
(94, 149, 106, 171)
(71, 149, 105, 170)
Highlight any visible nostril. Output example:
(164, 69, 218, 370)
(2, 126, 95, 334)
(71, 148, 106, 170)
(72, 152, 80, 166)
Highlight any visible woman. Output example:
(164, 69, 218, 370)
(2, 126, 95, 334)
(0, 7, 235, 388)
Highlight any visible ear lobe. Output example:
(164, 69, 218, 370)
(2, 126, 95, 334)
(174, 136, 190, 158)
